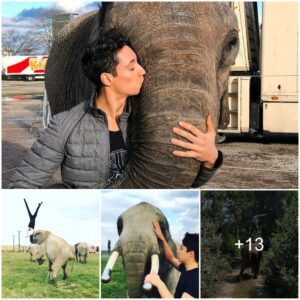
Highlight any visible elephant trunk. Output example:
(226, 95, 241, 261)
(123, 252, 148, 298)
(121, 236, 159, 298)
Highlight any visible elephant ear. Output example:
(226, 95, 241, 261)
(45, 9, 102, 115)
(159, 219, 172, 242)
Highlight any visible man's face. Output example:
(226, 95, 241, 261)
(110, 45, 146, 97)
(177, 243, 193, 263)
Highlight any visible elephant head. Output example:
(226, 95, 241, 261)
(101, 202, 178, 298)
(30, 230, 50, 244)
(46, 3, 239, 188)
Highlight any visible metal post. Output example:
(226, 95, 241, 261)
(18, 230, 21, 252)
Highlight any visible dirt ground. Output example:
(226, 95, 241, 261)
(2, 80, 298, 189)
(215, 261, 270, 298)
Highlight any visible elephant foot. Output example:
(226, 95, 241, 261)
(49, 279, 57, 286)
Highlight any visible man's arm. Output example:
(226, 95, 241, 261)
(152, 220, 180, 270)
(144, 274, 195, 299)
(171, 115, 222, 187)
(182, 292, 194, 298)
(9, 114, 66, 188)
(144, 274, 173, 298)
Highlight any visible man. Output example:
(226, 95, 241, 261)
(24, 199, 43, 237)
(250, 212, 267, 237)
(145, 221, 199, 298)
(9, 29, 221, 188)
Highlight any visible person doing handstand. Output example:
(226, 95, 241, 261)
(24, 199, 43, 237)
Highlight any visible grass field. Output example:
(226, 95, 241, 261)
(2, 251, 99, 298)
(101, 253, 127, 298)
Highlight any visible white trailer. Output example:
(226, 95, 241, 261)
(220, 2, 298, 135)
(2, 55, 48, 81)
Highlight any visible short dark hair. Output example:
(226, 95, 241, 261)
(81, 28, 132, 90)
(182, 232, 199, 263)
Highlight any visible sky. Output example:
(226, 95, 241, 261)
(2, 1, 100, 17)
(101, 190, 200, 251)
(1, 190, 100, 246)
(2, 1, 100, 33)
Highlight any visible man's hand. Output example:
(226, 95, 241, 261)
(144, 273, 173, 298)
(171, 115, 218, 169)
(152, 220, 165, 241)
(144, 273, 162, 287)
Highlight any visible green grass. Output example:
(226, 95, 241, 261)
(2, 251, 99, 298)
(101, 253, 127, 298)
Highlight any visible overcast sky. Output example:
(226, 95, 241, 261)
(101, 190, 200, 251)
(1, 190, 100, 246)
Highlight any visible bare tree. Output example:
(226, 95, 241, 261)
(33, 7, 65, 54)
(2, 29, 37, 55)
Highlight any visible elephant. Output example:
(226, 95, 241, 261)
(101, 202, 179, 298)
(30, 230, 75, 282)
(239, 242, 263, 279)
(45, 2, 239, 188)
(27, 244, 45, 265)
(74, 242, 89, 263)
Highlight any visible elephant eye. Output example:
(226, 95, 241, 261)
(219, 33, 239, 68)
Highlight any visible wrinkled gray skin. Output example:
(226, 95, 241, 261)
(240, 243, 263, 279)
(75, 242, 89, 263)
(112, 202, 179, 298)
(46, 3, 239, 188)
(27, 244, 45, 265)
(30, 230, 75, 282)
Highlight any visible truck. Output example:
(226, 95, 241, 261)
(221, 2, 298, 136)
(2, 55, 48, 81)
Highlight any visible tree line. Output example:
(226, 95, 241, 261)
(2, 8, 64, 55)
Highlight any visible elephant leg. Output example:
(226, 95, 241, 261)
(253, 256, 258, 279)
(48, 260, 52, 272)
(253, 265, 257, 279)
(62, 264, 68, 280)
(255, 259, 260, 279)
(49, 260, 61, 282)
(239, 262, 246, 280)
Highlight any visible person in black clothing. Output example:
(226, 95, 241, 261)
(250, 211, 267, 237)
(24, 199, 43, 237)
(145, 221, 199, 298)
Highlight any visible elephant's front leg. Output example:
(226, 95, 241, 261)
(239, 262, 245, 280)
(49, 260, 61, 282)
